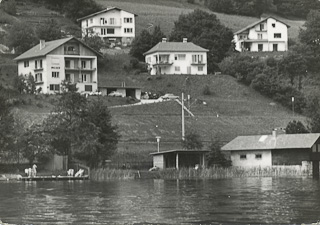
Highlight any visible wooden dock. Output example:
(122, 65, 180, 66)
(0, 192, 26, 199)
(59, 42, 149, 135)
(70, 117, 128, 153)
(20, 175, 89, 181)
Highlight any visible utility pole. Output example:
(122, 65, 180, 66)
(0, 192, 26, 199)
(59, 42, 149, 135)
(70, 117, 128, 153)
(182, 92, 185, 140)
(292, 96, 295, 116)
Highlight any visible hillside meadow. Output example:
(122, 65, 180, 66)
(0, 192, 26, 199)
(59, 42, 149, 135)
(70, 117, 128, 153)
(97, 0, 304, 39)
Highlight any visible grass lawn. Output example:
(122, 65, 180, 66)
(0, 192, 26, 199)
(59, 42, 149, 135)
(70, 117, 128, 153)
(97, 0, 304, 39)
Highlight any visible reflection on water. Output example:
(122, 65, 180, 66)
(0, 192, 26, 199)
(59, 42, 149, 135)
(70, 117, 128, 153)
(0, 178, 320, 224)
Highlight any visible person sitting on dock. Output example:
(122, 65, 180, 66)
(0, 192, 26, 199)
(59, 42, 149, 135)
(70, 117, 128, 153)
(67, 169, 74, 176)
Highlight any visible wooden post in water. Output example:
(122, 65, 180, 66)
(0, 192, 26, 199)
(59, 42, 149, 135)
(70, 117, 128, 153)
(312, 161, 319, 179)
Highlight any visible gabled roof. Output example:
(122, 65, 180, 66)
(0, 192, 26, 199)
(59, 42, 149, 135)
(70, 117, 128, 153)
(14, 37, 102, 61)
(77, 7, 137, 21)
(150, 149, 209, 155)
(221, 133, 320, 151)
(234, 16, 290, 35)
(144, 42, 209, 55)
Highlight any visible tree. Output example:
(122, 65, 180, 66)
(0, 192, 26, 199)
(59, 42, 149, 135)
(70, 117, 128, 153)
(279, 52, 307, 90)
(305, 96, 320, 133)
(181, 131, 203, 150)
(206, 137, 231, 167)
(75, 99, 120, 167)
(0, 95, 15, 155)
(7, 22, 38, 54)
(130, 26, 166, 61)
(298, 10, 320, 72)
(82, 32, 105, 53)
(170, 9, 234, 72)
(44, 92, 119, 167)
(62, 0, 102, 22)
(2, 0, 16, 15)
(36, 19, 63, 41)
(285, 120, 309, 134)
(13, 74, 36, 94)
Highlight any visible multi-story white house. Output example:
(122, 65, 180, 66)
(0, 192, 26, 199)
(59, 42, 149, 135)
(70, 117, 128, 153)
(144, 38, 209, 75)
(77, 7, 137, 46)
(14, 37, 102, 94)
(234, 16, 290, 52)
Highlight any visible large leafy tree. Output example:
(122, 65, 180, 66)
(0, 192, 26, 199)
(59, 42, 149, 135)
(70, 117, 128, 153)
(181, 131, 203, 150)
(0, 96, 15, 156)
(7, 22, 38, 54)
(62, 0, 102, 22)
(36, 19, 63, 41)
(206, 137, 231, 167)
(170, 9, 234, 72)
(285, 120, 309, 134)
(130, 25, 166, 61)
(44, 92, 119, 167)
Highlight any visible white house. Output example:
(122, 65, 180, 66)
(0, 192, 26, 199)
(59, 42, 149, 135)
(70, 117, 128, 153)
(77, 7, 137, 46)
(233, 16, 290, 52)
(221, 132, 320, 168)
(14, 37, 102, 94)
(144, 38, 209, 75)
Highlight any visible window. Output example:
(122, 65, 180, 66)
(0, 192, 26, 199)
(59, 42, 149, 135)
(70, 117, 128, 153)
(85, 85, 93, 92)
(86, 20, 88, 27)
(35, 73, 42, 82)
(81, 61, 86, 69)
(175, 54, 186, 60)
(110, 18, 115, 24)
(124, 17, 133, 23)
(52, 72, 59, 78)
(65, 60, 70, 68)
(258, 44, 263, 52)
(255, 154, 262, 159)
(49, 84, 60, 91)
(175, 66, 180, 72)
(101, 28, 106, 35)
(124, 28, 133, 33)
(35, 60, 38, 69)
(107, 28, 115, 34)
(198, 66, 203, 72)
(40, 60, 42, 68)
(260, 23, 264, 31)
(272, 23, 275, 28)
(240, 155, 247, 160)
(258, 34, 263, 39)
(100, 18, 104, 25)
(273, 44, 278, 52)
(24, 61, 29, 67)
(274, 33, 281, 38)
(67, 46, 75, 51)
(81, 74, 90, 83)
(192, 55, 203, 63)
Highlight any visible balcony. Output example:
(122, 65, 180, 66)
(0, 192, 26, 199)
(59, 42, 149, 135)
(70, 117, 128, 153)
(65, 67, 96, 72)
(64, 50, 80, 55)
(191, 61, 206, 65)
(153, 61, 173, 67)
(34, 67, 43, 72)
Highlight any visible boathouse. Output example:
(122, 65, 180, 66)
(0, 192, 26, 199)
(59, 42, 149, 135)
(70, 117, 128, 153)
(221, 132, 320, 177)
(150, 149, 209, 169)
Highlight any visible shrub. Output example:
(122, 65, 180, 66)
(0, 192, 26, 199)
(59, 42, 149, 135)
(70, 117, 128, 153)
(202, 85, 212, 95)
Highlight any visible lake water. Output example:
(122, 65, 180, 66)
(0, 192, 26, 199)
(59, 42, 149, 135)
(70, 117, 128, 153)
(0, 178, 320, 224)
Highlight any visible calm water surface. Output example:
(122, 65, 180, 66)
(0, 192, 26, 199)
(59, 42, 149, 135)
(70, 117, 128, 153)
(0, 178, 320, 224)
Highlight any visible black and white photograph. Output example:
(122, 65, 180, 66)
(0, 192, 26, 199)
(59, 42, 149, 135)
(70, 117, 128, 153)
(1, 0, 320, 224)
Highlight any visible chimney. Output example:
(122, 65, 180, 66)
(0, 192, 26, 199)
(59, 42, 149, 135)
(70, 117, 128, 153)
(272, 130, 277, 139)
(40, 40, 45, 50)
(183, 38, 187, 43)
(162, 38, 167, 43)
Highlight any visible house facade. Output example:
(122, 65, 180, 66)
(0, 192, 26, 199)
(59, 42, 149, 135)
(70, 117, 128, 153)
(14, 37, 101, 94)
(144, 39, 209, 75)
(77, 7, 137, 46)
(234, 17, 290, 52)
(221, 132, 320, 168)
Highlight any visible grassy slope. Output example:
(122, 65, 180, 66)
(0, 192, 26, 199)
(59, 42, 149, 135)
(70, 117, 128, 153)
(97, 0, 304, 39)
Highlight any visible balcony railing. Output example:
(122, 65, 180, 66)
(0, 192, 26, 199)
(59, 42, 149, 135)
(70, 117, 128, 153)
(65, 67, 96, 71)
(191, 61, 206, 65)
(64, 50, 80, 55)
(153, 60, 173, 66)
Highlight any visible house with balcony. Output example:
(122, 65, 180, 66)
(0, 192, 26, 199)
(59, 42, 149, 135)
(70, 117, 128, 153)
(14, 37, 102, 94)
(234, 16, 290, 52)
(144, 38, 209, 75)
(77, 7, 137, 46)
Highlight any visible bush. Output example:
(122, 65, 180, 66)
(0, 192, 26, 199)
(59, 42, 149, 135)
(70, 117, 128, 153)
(202, 85, 212, 95)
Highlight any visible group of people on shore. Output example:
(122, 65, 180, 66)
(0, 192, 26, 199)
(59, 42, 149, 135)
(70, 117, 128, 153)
(24, 164, 37, 177)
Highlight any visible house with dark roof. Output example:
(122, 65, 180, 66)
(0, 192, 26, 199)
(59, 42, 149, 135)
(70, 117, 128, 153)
(14, 37, 102, 94)
(144, 38, 209, 75)
(221, 132, 320, 168)
(233, 16, 290, 52)
(77, 7, 137, 46)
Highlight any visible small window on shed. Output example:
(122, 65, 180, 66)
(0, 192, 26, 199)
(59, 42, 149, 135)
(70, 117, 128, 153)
(255, 154, 262, 159)
(240, 154, 247, 160)
(272, 23, 275, 28)
(312, 145, 317, 152)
